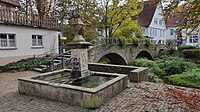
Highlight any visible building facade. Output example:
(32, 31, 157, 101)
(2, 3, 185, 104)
(166, 13, 200, 46)
(0, 0, 60, 66)
(137, 0, 167, 44)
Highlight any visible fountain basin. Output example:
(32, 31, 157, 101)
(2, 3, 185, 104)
(18, 69, 128, 109)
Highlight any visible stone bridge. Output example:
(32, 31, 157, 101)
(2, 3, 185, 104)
(88, 44, 166, 65)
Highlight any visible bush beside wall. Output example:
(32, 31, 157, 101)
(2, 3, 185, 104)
(0, 57, 47, 73)
(182, 49, 200, 59)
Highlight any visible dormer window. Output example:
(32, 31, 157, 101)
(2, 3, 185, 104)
(154, 18, 158, 24)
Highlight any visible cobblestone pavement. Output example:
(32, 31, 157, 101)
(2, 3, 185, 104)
(0, 71, 199, 112)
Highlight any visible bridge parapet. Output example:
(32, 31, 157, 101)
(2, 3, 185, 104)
(88, 43, 166, 65)
(94, 37, 166, 46)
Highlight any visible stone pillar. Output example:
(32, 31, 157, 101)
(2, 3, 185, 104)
(67, 14, 91, 78)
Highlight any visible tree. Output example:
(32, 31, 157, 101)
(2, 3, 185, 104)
(106, 0, 143, 38)
(163, 0, 200, 35)
(17, 0, 143, 42)
(55, 0, 102, 42)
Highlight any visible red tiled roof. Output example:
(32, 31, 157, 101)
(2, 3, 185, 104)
(166, 14, 184, 27)
(0, 0, 19, 6)
(166, 16, 181, 27)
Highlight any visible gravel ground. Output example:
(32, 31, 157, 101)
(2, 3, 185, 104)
(0, 71, 199, 112)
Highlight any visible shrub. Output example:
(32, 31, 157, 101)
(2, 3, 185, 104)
(149, 73, 163, 83)
(132, 37, 140, 47)
(182, 49, 200, 59)
(165, 48, 182, 57)
(129, 58, 157, 68)
(117, 37, 126, 47)
(144, 38, 151, 48)
(0, 57, 47, 73)
(129, 57, 198, 84)
(169, 69, 200, 88)
(155, 56, 197, 76)
(129, 58, 165, 82)
(178, 46, 197, 51)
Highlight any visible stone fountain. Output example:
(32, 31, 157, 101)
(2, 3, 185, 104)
(67, 14, 91, 78)
(17, 13, 150, 109)
(18, 14, 129, 109)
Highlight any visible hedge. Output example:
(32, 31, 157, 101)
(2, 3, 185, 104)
(178, 46, 197, 51)
(0, 57, 47, 73)
(182, 49, 200, 59)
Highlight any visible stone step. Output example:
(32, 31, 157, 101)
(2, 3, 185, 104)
(33, 68, 44, 72)
(54, 60, 62, 63)
(39, 64, 47, 68)
(33, 51, 72, 73)
(65, 50, 71, 55)
(56, 57, 70, 60)
(64, 55, 71, 58)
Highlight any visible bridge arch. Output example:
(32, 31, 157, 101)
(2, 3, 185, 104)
(136, 50, 153, 60)
(97, 53, 127, 65)
(159, 49, 165, 53)
(88, 44, 166, 65)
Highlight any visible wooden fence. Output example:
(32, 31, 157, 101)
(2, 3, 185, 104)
(0, 10, 60, 30)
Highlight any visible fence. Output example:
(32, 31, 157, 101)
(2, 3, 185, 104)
(0, 10, 60, 30)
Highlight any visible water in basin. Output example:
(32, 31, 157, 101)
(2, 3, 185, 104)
(32, 71, 117, 88)
(68, 74, 117, 88)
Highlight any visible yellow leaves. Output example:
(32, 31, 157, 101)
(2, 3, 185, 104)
(106, 0, 142, 37)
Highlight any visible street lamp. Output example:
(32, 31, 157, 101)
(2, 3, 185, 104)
(59, 11, 72, 69)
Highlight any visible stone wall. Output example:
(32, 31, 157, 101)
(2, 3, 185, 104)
(88, 63, 149, 82)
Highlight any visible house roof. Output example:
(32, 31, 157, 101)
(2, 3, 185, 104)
(166, 15, 183, 27)
(0, 0, 19, 6)
(134, 0, 157, 27)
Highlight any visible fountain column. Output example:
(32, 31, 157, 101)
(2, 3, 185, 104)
(67, 14, 91, 78)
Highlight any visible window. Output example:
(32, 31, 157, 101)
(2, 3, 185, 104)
(155, 29, 157, 37)
(154, 18, 158, 24)
(150, 28, 152, 36)
(160, 30, 162, 37)
(170, 29, 174, 35)
(0, 34, 16, 47)
(32, 35, 43, 47)
(159, 19, 162, 25)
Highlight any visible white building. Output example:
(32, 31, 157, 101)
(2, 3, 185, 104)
(0, 0, 60, 66)
(137, 0, 167, 44)
(166, 13, 200, 46)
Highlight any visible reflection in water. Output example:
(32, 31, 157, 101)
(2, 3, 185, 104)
(68, 75, 117, 88)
